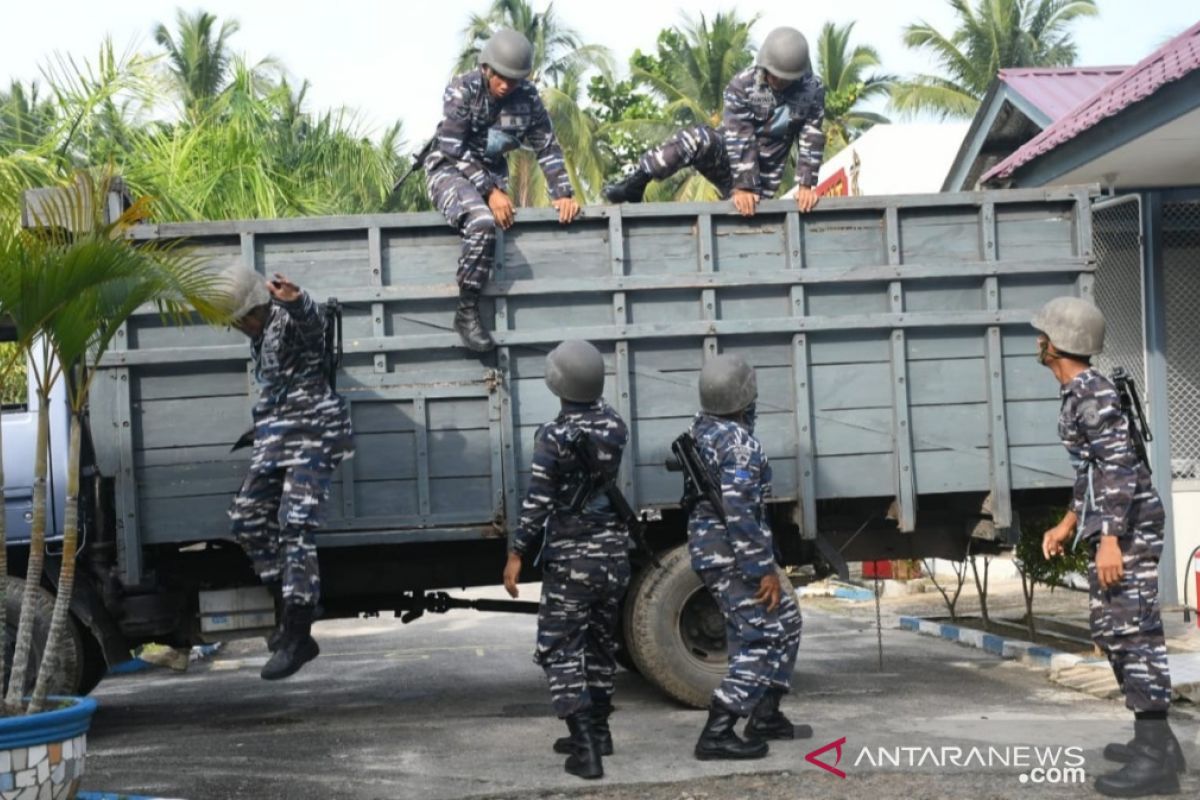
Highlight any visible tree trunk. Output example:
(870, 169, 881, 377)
(970, 556, 991, 632)
(6, 389, 50, 710)
(28, 416, 81, 713)
(1020, 569, 1037, 641)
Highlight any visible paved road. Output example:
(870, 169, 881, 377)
(81, 588, 1199, 799)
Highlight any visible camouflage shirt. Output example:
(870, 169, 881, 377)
(424, 67, 573, 200)
(511, 400, 630, 563)
(250, 292, 352, 457)
(686, 413, 776, 578)
(1058, 369, 1163, 540)
(721, 67, 826, 196)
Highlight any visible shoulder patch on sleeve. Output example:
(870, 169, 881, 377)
(1077, 397, 1102, 428)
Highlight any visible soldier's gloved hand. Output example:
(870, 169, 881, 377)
(503, 552, 523, 598)
(753, 572, 782, 612)
(267, 273, 301, 303)
(488, 188, 516, 229)
(1096, 536, 1125, 589)
(796, 186, 820, 213)
(732, 189, 759, 217)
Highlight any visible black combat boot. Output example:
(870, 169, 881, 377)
(744, 688, 814, 741)
(602, 169, 651, 204)
(264, 579, 284, 653)
(261, 603, 320, 681)
(563, 711, 604, 780)
(554, 692, 614, 756)
(1095, 718, 1182, 797)
(694, 703, 769, 761)
(454, 288, 495, 352)
(1104, 726, 1187, 774)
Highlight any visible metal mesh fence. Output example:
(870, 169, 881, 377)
(1093, 199, 1146, 392)
(1163, 201, 1200, 480)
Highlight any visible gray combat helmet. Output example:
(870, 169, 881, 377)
(478, 29, 534, 80)
(756, 27, 812, 81)
(218, 265, 270, 321)
(545, 339, 605, 402)
(1031, 296, 1105, 356)
(699, 354, 758, 415)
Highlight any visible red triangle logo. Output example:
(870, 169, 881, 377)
(805, 736, 847, 779)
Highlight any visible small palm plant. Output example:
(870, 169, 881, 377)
(0, 171, 225, 715)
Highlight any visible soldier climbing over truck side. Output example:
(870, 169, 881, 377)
(503, 340, 631, 781)
(680, 354, 811, 761)
(221, 267, 354, 681)
(425, 28, 581, 353)
(603, 26, 826, 217)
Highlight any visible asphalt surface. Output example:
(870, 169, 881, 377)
(80, 586, 1200, 800)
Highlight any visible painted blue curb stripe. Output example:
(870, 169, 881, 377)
(981, 634, 1006, 655)
(939, 624, 960, 640)
(899, 615, 1076, 667)
(899, 616, 919, 631)
(832, 587, 875, 601)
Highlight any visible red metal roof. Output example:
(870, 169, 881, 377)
(984, 20, 1200, 182)
(999, 66, 1128, 121)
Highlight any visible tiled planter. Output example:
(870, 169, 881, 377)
(0, 697, 97, 800)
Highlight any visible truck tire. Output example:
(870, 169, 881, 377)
(3, 576, 88, 697)
(624, 544, 725, 708)
(625, 546, 798, 708)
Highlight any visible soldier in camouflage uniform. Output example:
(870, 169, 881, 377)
(604, 27, 825, 217)
(1036, 297, 1183, 797)
(503, 340, 629, 781)
(425, 29, 581, 353)
(686, 354, 810, 762)
(222, 266, 353, 681)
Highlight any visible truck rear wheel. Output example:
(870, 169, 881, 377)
(3, 576, 89, 697)
(624, 544, 725, 708)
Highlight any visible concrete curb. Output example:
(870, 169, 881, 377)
(798, 581, 876, 602)
(898, 615, 1083, 669)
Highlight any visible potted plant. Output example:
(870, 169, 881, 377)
(0, 172, 223, 797)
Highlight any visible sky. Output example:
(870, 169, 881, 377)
(1, 0, 1197, 149)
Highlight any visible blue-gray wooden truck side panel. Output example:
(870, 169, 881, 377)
(91, 189, 1091, 585)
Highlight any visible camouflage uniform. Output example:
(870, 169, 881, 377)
(424, 68, 574, 291)
(636, 68, 825, 199)
(229, 292, 354, 607)
(1060, 369, 1170, 712)
(687, 412, 802, 716)
(511, 400, 631, 718)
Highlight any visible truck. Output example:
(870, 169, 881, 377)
(2, 186, 1091, 706)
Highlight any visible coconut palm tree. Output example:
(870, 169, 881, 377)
(453, 0, 613, 204)
(153, 9, 242, 120)
(815, 22, 894, 157)
(892, 0, 1099, 119)
(0, 173, 225, 713)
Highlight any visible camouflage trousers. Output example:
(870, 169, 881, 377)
(533, 556, 631, 718)
(1087, 522, 1172, 712)
(229, 430, 338, 607)
(700, 567, 802, 716)
(638, 125, 734, 199)
(427, 163, 497, 291)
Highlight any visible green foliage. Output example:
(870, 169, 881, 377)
(0, 342, 25, 407)
(892, 0, 1099, 119)
(815, 22, 893, 157)
(1015, 506, 1089, 589)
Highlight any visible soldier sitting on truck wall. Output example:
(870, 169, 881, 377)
(686, 354, 810, 761)
(503, 340, 630, 781)
(1035, 297, 1183, 798)
(221, 266, 354, 682)
(425, 28, 582, 353)
(603, 26, 826, 217)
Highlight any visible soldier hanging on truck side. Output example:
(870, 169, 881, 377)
(503, 340, 631, 781)
(603, 26, 826, 217)
(220, 266, 354, 681)
(423, 28, 581, 353)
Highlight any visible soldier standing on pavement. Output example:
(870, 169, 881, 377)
(222, 266, 353, 681)
(1035, 297, 1184, 797)
(425, 28, 581, 352)
(686, 354, 810, 761)
(503, 340, 630, 781)
(604, 27, 826, 217)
